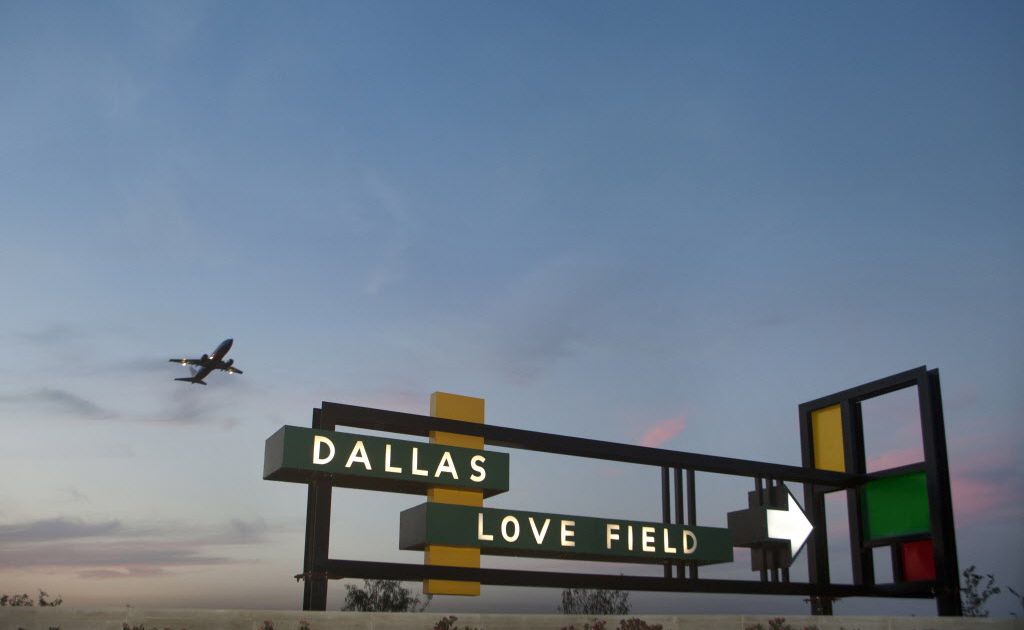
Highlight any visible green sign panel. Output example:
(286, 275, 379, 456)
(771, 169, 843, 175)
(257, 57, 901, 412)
(400, 503, 733, 565)
(263, 426, 510, 497)
(862, 471, 930, 541)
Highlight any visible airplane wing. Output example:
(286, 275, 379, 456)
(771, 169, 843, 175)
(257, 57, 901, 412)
(175, 377, 207, 385)
(169, 358, 203, 366)
(226, 367, 243, 375)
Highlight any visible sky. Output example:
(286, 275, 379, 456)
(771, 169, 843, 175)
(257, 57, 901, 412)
(1, 0, 1022, 618)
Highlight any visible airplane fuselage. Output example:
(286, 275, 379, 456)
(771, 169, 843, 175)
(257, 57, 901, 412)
(210, 338, 233, 363)
(172, 338, 242, 385)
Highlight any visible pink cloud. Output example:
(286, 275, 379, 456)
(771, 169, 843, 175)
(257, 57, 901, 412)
(948, 445, 1022, 525)
(950, 475, 1007, 523)
(78, 566, 168, 580)
(867, 446, 923, 471)
(638, 416, 687, 448)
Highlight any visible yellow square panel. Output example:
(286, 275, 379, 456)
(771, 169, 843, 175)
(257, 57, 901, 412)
(430, 392, 485, 424)
(426, 545, 480, 567)
(428, 487, 483, 507)
(425, 579, 480, 596)
(812, 404, 846, 472)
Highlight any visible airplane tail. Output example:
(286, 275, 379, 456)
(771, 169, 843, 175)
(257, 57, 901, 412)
(175, 377, 207, 385)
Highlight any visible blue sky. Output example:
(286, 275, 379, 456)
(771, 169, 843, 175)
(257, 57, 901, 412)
(1, 0, 1022, 617)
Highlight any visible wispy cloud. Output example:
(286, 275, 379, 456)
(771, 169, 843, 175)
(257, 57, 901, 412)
(0, 540, 233, 571)
(78, 566, 168, 579)
(203, 518, 270, 545)
(950, 444, 1023, 525)
(17, 324, 85, 347)
(361, 172, 412, 295)
(479, 258, 635, 384)
(0, 517, 121, 542)
(58, 487, 90, 504)
(0, 382, 242, 428)
(637, 415, 687, 448)
(0, 388, 117, 420)
(0, 516, 275, 579)
(140, 386, 245, 428)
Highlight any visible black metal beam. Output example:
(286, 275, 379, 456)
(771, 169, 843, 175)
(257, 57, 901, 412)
(320, 402, 856, 487)
(919, 370, 962, 616)
(321, 558, 936, 599)
(799, 366, 927, 410)
(841, 399, 873, 587)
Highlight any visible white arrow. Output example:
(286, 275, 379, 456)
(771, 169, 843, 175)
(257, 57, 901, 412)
(765, 490, 813, 559)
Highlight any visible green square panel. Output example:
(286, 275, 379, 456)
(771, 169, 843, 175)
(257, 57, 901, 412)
(862, 472, 931, 541)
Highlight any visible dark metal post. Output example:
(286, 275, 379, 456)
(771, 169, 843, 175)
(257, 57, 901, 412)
(301, 482, 316, 610)
(799, 404, 833, 615)
(302, 408, 332, 611)
(918, 370, 962, 616)
(891, 545, 905, 584)
(661, 466, 671, 579)
(686, 469, 698, 579)
(673, 467, 684, 579)
(841, 399, 873, 587)
(755, 477, 768, 583)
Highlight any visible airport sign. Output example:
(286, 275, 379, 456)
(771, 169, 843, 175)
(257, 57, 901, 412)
(263, 426, 509, 496)
(400, 503, 734, 565)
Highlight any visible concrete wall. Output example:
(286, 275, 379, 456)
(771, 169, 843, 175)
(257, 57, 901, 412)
(0, 609, 1020, 630)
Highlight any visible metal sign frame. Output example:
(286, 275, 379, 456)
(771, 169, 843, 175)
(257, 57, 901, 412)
(290, 367, 960, 615)
(798, 366, 960, 615)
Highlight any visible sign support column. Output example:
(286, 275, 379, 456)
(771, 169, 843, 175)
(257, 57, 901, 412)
(302, 408, 332, 611)
(424, 392, 485, 596)
(919, 370, 961, 616)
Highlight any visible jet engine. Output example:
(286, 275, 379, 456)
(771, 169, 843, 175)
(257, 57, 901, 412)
(226, 359, 234, 367)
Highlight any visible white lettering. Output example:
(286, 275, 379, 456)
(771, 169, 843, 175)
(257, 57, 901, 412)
(682, 529, 698, 554)
(312, 435, 335, 465)
(411, 447, 429, 476)
(529, 517, 550, 544)
(662, 528, 677, 554)
(434, 451, 459, 479)
(627, 525, 634, 551)
(469, 455, 487, 482)
(561, 520, 576, 547)
(501, 516, 520, 542)
(384, 444, 402, 473)
(642, 526, 655, 552)
(477, 512, 494, 542)
(344, 440, 372, 470)
(606, 523, 620, 550)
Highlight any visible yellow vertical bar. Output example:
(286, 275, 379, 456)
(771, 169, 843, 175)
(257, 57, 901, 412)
(812, 404, 846, 472)
(424, 391, 484, 596)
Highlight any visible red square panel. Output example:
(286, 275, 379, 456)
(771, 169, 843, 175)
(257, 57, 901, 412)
(901, 539, 936, 582)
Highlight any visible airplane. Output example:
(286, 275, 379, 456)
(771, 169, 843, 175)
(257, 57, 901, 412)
(169, 338, 243, 385)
